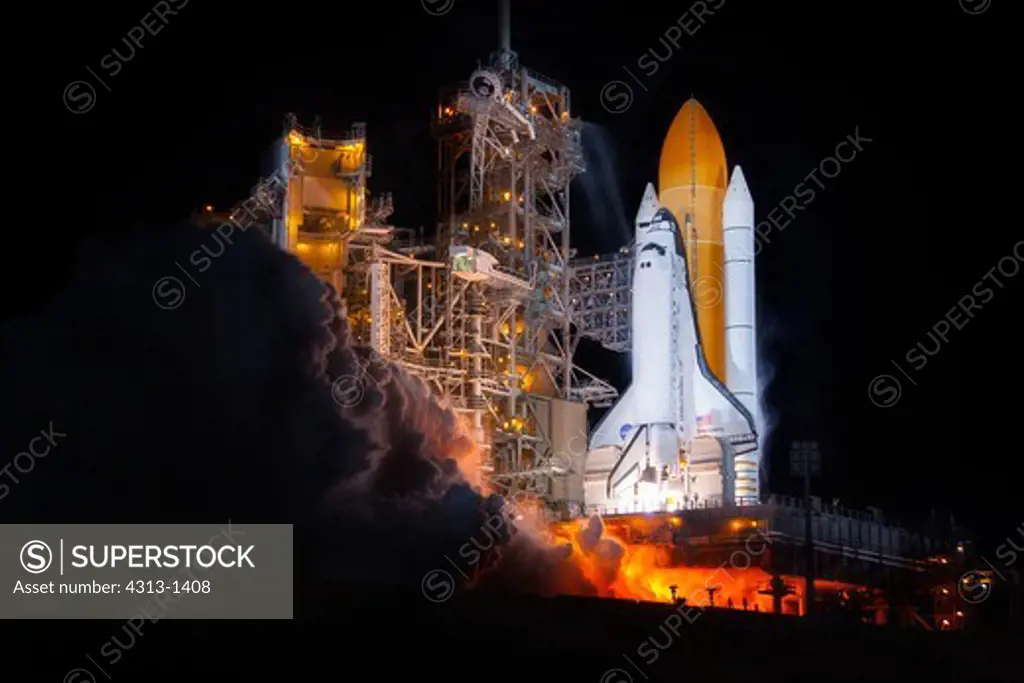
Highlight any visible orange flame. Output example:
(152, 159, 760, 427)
(443, 439, 787, 611)
(436, 422, 870, 618)
(549, 517, 783, 611)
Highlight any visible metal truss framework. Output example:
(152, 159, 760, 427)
(568, 248, 635, 353)
(277, 59, 633, 505)
(425, 47, 617, 496)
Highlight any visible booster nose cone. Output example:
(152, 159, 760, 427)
(636, 182, 660, 225)
(724, 165, 752, 205)
(724, 165, 754, 228)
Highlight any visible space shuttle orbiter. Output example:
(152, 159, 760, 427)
(583, 175, 759, 514)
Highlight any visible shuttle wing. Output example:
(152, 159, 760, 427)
(590, 384, 638, 450)
(584, 385, 643, 506)
(692, 340, 757, 442)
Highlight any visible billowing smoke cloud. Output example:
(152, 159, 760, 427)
(0, 223, 575, 595)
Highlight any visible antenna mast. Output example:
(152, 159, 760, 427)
(500, 0, 511, 52)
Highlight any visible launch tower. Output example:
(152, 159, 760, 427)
(430, 0, 615, 508)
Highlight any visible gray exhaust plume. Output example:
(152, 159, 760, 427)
(0, 224, 515, 592)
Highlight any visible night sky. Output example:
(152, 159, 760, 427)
(19, 0, 1015, 551)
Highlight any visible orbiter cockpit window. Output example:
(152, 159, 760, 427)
(640, 243, 666, 256)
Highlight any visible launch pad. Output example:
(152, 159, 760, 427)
(552, 495, 969, 625)
(206, 0, 974, 629)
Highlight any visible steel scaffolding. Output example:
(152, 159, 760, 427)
(568, 247, 635, 353)
(429, 34, 616, 497)
(273, 7, 622, 508)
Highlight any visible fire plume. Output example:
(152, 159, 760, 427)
(442, 426, 824, 616)
(549, 516, 780, 610)
(448, 442, 788, 611)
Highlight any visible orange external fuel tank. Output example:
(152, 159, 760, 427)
(658, 98, 729, 382)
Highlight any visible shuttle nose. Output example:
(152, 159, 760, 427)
(636, 183, 660, 225)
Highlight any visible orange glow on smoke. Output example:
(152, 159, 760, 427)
(439, 414, 491, 493)
(549, 517, 782, 610)
(438, 431, 870, 617)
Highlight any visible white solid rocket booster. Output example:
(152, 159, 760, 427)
(723, 166, 759, 500)
(723, 166, 757, 416)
